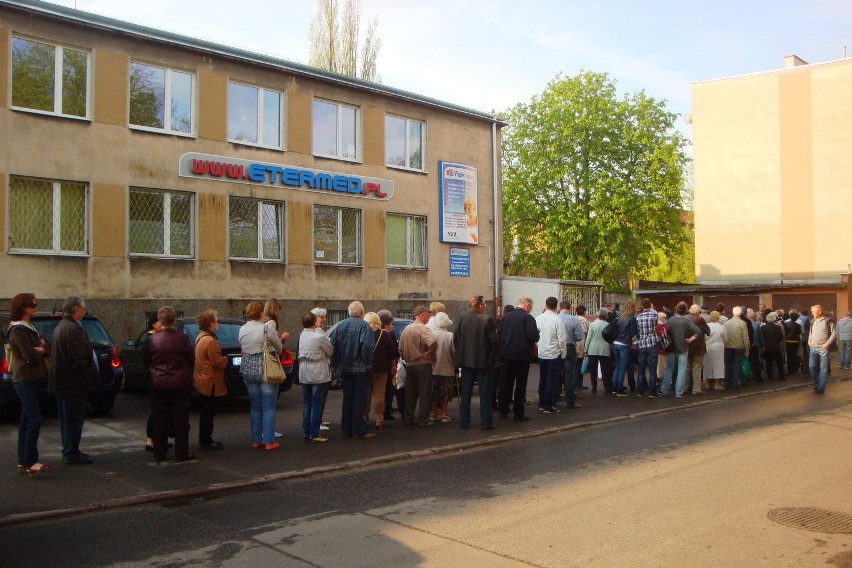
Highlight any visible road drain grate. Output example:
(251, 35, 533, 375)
(767, 508, 852, 534)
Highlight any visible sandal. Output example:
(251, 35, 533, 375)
(26, 463, 51, 477)
(441, 416, 451, 423)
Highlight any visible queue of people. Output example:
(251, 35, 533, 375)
(6, 293, 843, 476)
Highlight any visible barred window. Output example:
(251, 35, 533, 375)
(314, 206, 360, 265)
(11, 36, 89, 118)
(326, 310, 348, 327)
(129, 62, 194, 134)
(385, 115, 424, 171)
(386, 214, 427, 268)
(8, 176, 87, 255)
(128, 188, 193, 258)
(229, 197, 284, 261)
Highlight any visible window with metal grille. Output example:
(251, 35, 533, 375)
(314, 206, 360, 265)
(229, 197, 284, 262)
(385, 115, 424, 171)
(11, 36, 89, 119)
(386, 214, 427, 269)
(326, 310, 348, 328)
(397, 310, 414, 320)
(128, 188, 193, 258)
(228, 82, 282, 149)
(129, 62, 193, 135)
(312, 99, 359, 161)
(8, 176, 87, 255)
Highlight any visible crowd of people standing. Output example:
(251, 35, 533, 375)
(6, 292, 847, 475)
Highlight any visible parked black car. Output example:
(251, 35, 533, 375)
(1, 312, 125, 418)
(120, 317, 293, 395)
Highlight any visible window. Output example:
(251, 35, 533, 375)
(129, 62, 194, 134)
(229, 197, 284, 261)
(228, 82, 282, 148)
(11, 37, 89, 118)
(386, 214, 427, 268)
(385, 115, 424, 170)
(326, 310, 348, 328)
(128, 188, 193, 257)
(8, 176, 87, 255)
(312, 99, 359, 160)
(314, 206, 360, 265)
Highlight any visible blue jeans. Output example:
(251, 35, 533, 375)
(637, 346, 658, 395)
(243, 373, 278, 445)
(562, 346, 578, 406)
(662, 351, 689, 396)
(341, 371, 369, 436)
(809, 347, 829, 391)
(840, 340, 852, 369)
(724, 348, 745, 387)
(537, 358, 560, 409)
(612, 343, 631, 392)
(56, 394, 87, 458)
(460, 368, 493, 429)
(302, 383, 325, 439)
(15, 378, 44, 467)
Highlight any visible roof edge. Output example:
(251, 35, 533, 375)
(2, 0, 506, 125)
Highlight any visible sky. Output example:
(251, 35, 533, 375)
(41, 0, 852, 137)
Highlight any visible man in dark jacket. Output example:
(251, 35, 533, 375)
(48, 296, 101, 465)
(453, 295, 498, 430)
(760, 312, 785, 381)
(660, 302, 702, 398)
(686, 304, 711, 394)
(497, 297, 540, 422)
(329, 301, 376, 438)
(144, 305, 195, 462)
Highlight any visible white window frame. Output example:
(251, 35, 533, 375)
(128, 61, 196, 136)
(386, 213, 427, 269)
(128, 187, 195, 259)
(9, 35, 91, 120)
(385, 114, 425, 172)
(313, 205, 361, 266)
(227, 81, 285, 150)
(312, 98, 361, 162)
(228, 196, 286, 262)
(6, 176, 89, 256)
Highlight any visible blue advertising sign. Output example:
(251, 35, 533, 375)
(449, 247, 470, 277)
(438, 161, 478, 244)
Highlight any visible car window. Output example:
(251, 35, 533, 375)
(32, 318, 114, 348)
(182, 322, 242, 346)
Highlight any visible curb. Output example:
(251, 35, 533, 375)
(1, 376, 845, 527)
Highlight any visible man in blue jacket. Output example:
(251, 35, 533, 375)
(329, 301, 375, 439)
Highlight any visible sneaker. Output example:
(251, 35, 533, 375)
(274, 432, 283, 438)
(264, 442, 280, 450)
(647, 393, 658, 398)
(615, 392, 629, 397)
(542, 407, 560, 414)
(319, 424, 330, 431)
(311, 436, 329, 443)
(537, 407, 546, 412)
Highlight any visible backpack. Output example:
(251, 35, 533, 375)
(658, 325, 675, 353)
(601, 318, 617, 344)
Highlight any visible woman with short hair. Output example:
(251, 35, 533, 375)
(585, 308, 614, 394)
(8, 293, 51, 476)
(430, 311, 455, 422)
(239, 301, 283, 450)
(298, 311, 333, 442)
(703, 311, 727, 390)
(193, 309, 227, 449)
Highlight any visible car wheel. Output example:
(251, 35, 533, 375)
(90, 395, 115, 416)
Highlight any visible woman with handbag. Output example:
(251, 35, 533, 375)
(239, 301, 284, 450)
(8, 293, 51, 476)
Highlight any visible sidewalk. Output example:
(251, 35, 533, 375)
(1, 364, 848, 526)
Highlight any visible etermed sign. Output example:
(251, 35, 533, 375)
(178, 153, 394, 200)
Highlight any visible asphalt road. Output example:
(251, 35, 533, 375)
(2, 378, 851, 567)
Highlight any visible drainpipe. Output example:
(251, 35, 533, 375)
(492, 120, 502, 317)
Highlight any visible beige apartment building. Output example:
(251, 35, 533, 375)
(0, 0, 503, 341)
(690, 54, 851, 316)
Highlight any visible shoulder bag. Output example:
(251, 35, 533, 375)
(262, 333, 286, 384)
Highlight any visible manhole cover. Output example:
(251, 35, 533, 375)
(768, 508, 852, 534)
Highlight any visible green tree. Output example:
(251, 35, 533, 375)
(501, 71, 690, 290)
(308, 0, 381, 81)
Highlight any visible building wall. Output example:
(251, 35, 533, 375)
(0, 5, 501, 341)
(692, 58, 852, 284)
